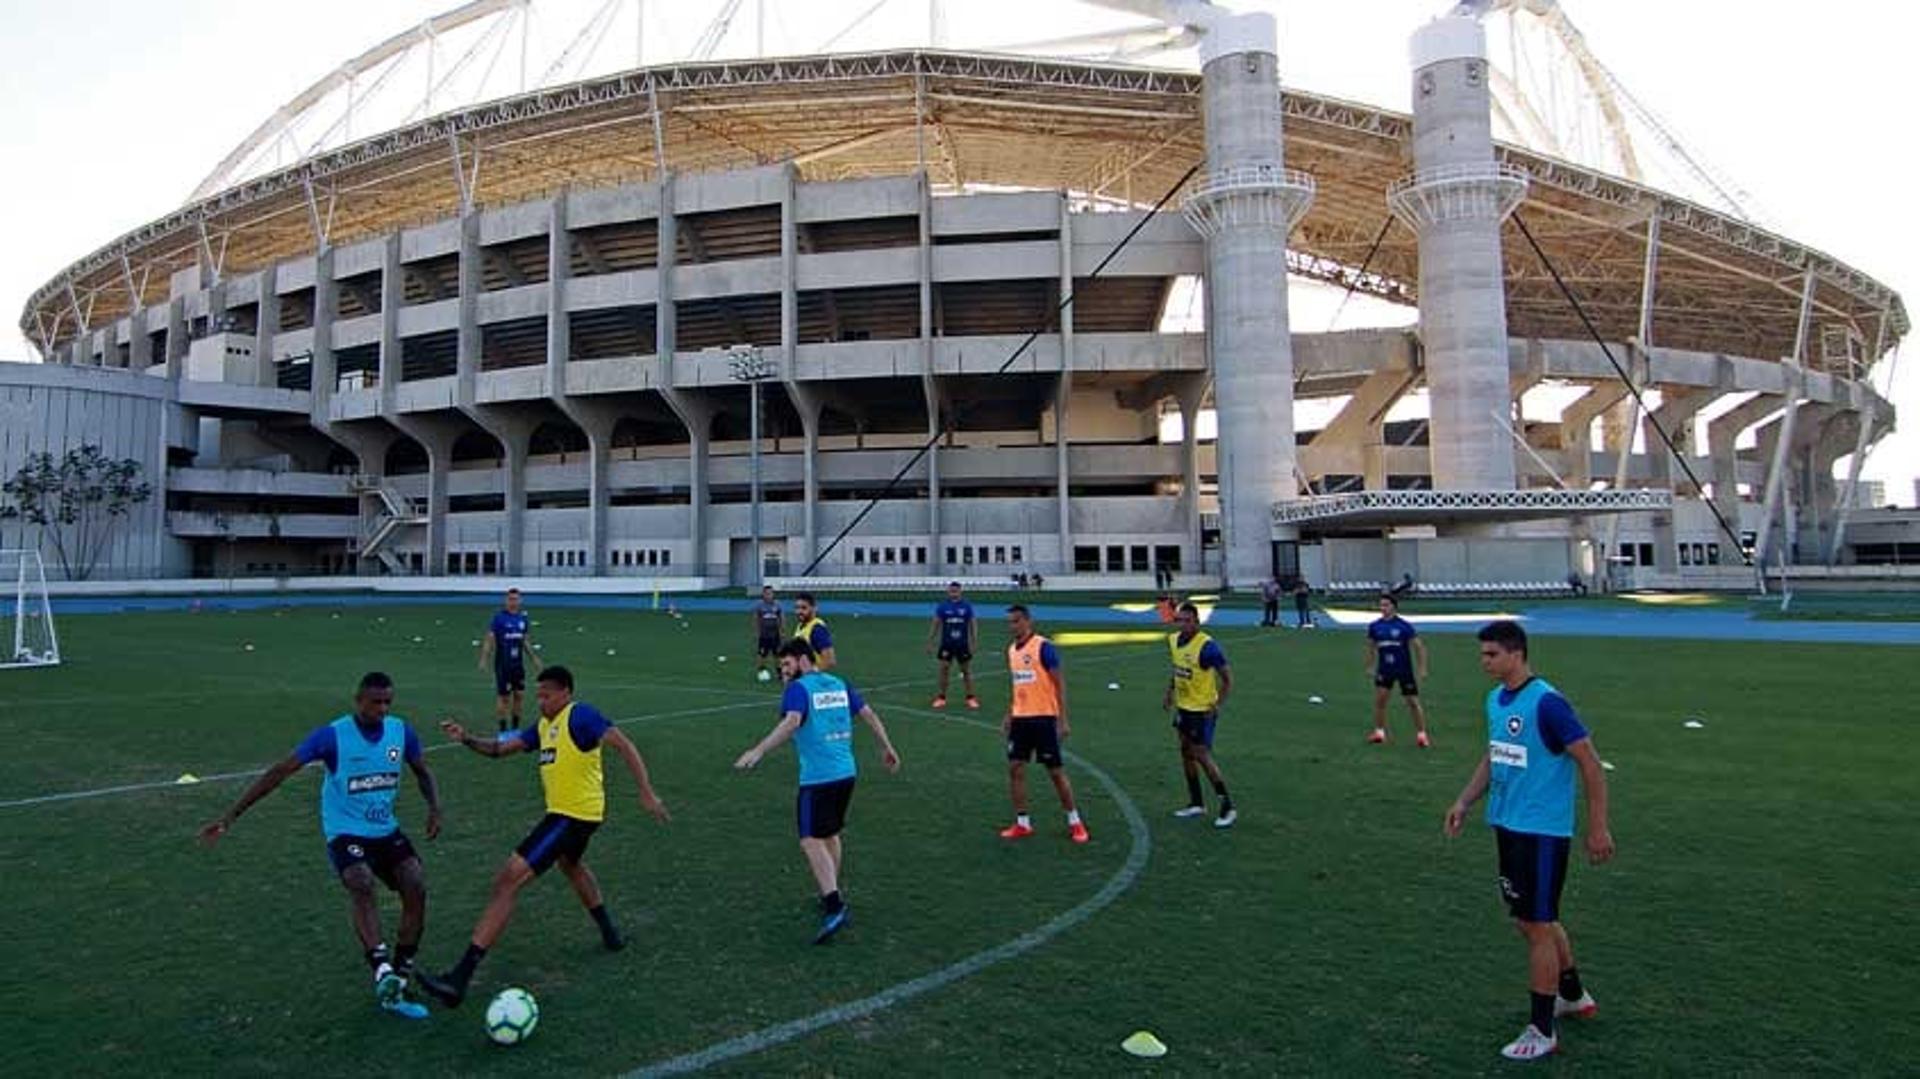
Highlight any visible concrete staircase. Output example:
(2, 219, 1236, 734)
(348, 474, 426, 574)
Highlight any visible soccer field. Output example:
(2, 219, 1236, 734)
(1, 601, 1913, 1076)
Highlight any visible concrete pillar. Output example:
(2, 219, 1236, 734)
(1177, 376, 1208, 571)
(1055, 196, 1074, 575)
(1754, 364, 1804, 565)
(312, 250, 338, 412)
(1181, 10, 1313, 588)
(1389, 15, 1526, 491)
(918, 171, 942, 572)
(1706, 392, 1779, 529)
(165, 297, 188, 382)
(657, 175, 678, 383)
(254, 264, 279, 388)
(128, 306, 152, 372)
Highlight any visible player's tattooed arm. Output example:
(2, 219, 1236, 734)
(198, 754, 303, 844)
(439, 718, 528, 757)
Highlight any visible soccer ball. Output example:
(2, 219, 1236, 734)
(757, 668, 772, 683)
(485, 987, 539, 1046)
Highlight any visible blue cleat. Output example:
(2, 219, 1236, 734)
(813, 905, 850, 945)
(381, 997, 430, 1021)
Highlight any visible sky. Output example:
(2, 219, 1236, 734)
(1, 0, 1912, 500)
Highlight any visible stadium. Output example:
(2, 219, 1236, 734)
(6, 0, 1910, 593)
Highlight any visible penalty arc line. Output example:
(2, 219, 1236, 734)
(624, 704, 1152, 1078)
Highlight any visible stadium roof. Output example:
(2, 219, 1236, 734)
(23, 49, 1906, 369)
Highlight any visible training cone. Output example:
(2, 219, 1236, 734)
(175, 773, 200, 785)
(1121, 1030, 1168, 1058)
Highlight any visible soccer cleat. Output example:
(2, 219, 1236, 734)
(999, 821, 1035, 839)
(1172, 805, 1208, 819)
(930, 696, 948, 709)
(965, 696, 981, 710)
(1555, 991, 1597, 1019)
(1367, 728, 1388, 744)
(1214, 808, 1238, 829)
(1499, 1024, 1558, 1061)
(412, 969, 468, 1009)
(601, 928, 627, 952)
(813, 905, 850, 945)
(1416, 731, 1432, 748)
(1068, 821, 1091, 844)
(381, 996, 431, 1020)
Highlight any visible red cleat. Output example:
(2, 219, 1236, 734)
(930, 696, 948, 709)
(965, 696, 981, 710)
(999, 822, 1035, 839)
(1415, 731, 1432, 748)
(1068, 822, 1091, 844)
(1366, 728, 1388, 745)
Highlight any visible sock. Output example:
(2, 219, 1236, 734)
(1529, 992, 1556, 1037)
(821, 890, 846, 915)
(394, 943, 419, 973)
(1015, 813, 1032, 827)
(365, 943, 391, 971)
(451, 943, 488, 984)
(1184, 773, 1204, 806)
(589, 904, 619, 939)
(1066, 809, 1083, 826)
(1558, 966, 1585, 1001)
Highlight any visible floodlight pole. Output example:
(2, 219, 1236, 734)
(730, 346, 778, 587)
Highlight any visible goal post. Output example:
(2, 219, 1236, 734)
(1, 550, 60, 669)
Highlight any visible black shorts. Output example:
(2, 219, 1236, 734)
(514, 813, 601, 874)
(327, 832, 419, 888)
(795, 777, 856, 839)
(937, 643, 973, 664)
(1374, 670, 1419, 696)
(1495, 826, 1572, 923)
(1173, 708, 1218, 748)
(757, 634, 780, 658)
(495, 664, 526, 697)
(1006, 716, 1063, 768)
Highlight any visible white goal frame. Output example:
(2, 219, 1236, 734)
(1, 549, 60, 669)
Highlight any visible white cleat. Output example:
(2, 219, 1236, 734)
(1213, 808, 1238, 829)
(1172, 805, 1207, 818)
(1555, 991, 1597, 1019)
(1500, 1024, 1558, 1061)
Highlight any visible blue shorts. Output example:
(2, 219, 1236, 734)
(796, 777, 856, 839)
(326, 831, 418, 888)
(495, 663, 526, 697)
(1374, 670, 1418, 696)
(514, 813, 600, 874)
(1495, 826, 1571, 923)
(1173, 708, 1217, 747)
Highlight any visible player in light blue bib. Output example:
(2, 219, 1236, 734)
(1444, 621, 1614, 1062)
(199, 672, 443, 1020)
(736, 638, 901, 944)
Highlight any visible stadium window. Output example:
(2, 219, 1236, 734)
(1691, 543, 1706, 566)
(1636, 543, 1655, 567)
(946, 546, 957, 565)
(1129, 545, 1149, 571)
(1105, 545, 1124, 571)
(578, 549, 587, 567)
(884, 548, 897, 564)
(977, 546, 990, 565)
(1707, 543, 1721, 565)
(483, 552, 498, 573)
(855, 548, 866, 565)
(1678, 544, 1693, 566)
(1154, 544, 1181, 571)
(961, 547, 973, 564)
(1010, 545, 1023, 563)
(661, 550, 671, 566)
(544, 551, 553, 568)
(447, 554, 460, 574)
(1074, 545, 1100, 572)
(916, 547, 927, 565)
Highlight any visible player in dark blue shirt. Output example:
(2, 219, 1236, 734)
(478, 587, 541, 734)
(925, 581, 980, 710)
(751, 585, 785, 679)
(1365, 593, 1432, 747)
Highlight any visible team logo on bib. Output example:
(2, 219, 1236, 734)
(1506, 715, 1524, 736)
(387, 746, 401, 762)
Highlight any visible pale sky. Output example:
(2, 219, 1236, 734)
(2, 0, 1912, 499)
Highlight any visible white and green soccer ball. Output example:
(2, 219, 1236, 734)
(485, 987, 539, 1046)
(757, 668, 772, 683)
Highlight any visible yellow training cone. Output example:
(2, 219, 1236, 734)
(175, 773, 201, 785)
(1121, 1030, 1167, 1058)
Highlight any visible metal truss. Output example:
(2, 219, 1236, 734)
(1271, 486, 1674, 526)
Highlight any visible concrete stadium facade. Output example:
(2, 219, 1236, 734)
(10, 22, 1907, 590)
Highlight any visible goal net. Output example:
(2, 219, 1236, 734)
(0, 550, 60, 669)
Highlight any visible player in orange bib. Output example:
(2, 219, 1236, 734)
(1000, 605, 1088, 844)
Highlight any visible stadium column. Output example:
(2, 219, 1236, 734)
(455, 209, 534, 576)
(253, 263, 279, 389)
(783, 381, 822, 565)
(780, 164, 812, 566)
(1182, 10, 1314, 588)
(655, 174, 710, 578)
(311, 247, 339, 432)
(1556, 383, 1630, 489)
(1642, 376, 1718, 574)
(918, 169, 942, 572)
(1387, 15, 1527, 492)
(1753, 362, 1805, 566)
(1706, 391, 1782, 537)
(165, 297, 188, 382)
(1175, 374, 1207, 573)
(1055, 195, 1074, 574)
(548, 194, 619, 577)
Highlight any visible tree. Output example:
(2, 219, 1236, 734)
(0, 445, 154, 581)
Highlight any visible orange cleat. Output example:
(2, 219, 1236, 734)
(999, 821, 1035, 839)
(1068, 821, 1091, 844)
(965, 696, 981, 710)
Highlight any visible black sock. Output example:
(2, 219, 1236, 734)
(1212, 779, 1230, 804)
(1558, 966, 1584, 1001)
(1529, 992, 1556, 1037)
(821, 890, 845, 915)
(1184, 773, 1203, 806)
(394, 943, 418, 972)
(365, 943, 391, 971)
(589, 904, 619, 938)
(451, 943, 488, 983)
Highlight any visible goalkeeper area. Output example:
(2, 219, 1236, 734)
(0, 550, 59, 669)
(0, 599, 1913, 1074)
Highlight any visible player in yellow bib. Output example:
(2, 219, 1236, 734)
(792, 592, 836, 670)
(416, 665, 669, 1008)
(1162, 602, 1236, 827)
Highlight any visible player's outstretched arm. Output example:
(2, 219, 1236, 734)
(857, 705, 902, 772)
(1444, 753, 1492, 837)
(602, 727, 670, 823)
(409, 756, 444, 840)
(477, 632, 494, 670)
(198, 754, 303, 845)
(1568, 738, 1614, 864)
(735, 711, 803, 771)
(440, 718, 528, 758)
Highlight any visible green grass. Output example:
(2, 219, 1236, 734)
(2, 603, 1915, 1076)
(1750, 591, 1920, 622)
